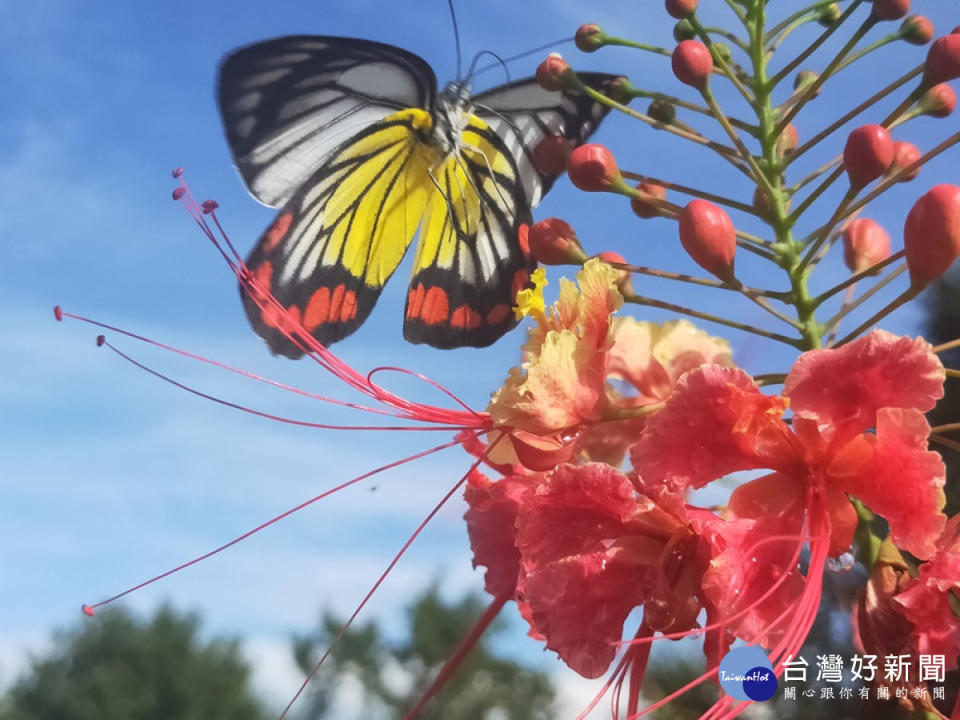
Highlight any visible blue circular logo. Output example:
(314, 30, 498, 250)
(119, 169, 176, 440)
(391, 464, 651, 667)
(718, 647, 777, 701)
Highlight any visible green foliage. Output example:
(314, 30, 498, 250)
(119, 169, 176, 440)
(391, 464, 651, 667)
(0, 606, 266, 720)
(292, 584, 555, 719)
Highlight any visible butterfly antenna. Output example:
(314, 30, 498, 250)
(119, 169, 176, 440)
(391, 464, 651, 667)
(466, 50, 510, 85)
(475, 35, 575, 77)
(447, 0, 462, 80)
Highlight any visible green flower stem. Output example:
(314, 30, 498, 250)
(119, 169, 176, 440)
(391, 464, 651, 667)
(833, 286, 919, 346)
(790, 157, 842, 194)
(620, 170, 763, 216)
(880, 84, 925, 126)
(731, 280, 805, 328)
(767, 15, 815, 55)
(765, 0, 853, 40)
(822, 264, 908, 339)
(786, 65, 923, 167)
(704, 27, 751, 54)
(769, 0, 865, 89)
(608, 259, 790, 299)
(789, 166, 845, 227)
(623, 292, 802, 347)
(776, 12, 877, 134)
(824, 284, 856, 345)
(722, 0, 747, 24)
(812, 249, 905, 305)
(600, 37, 672, 58)
(753, 373, 787, 387)
(851, 498, 881, 569)
(690, 16, 756, 106)
(625, 88, 757, 134)
(832, 33, 899, 74)
(797, 185, 858, 273)
(701, 86, 777, 199)
(573, 81, 749, 173)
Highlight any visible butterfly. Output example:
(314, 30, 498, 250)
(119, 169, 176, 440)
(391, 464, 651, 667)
(217, 35, 617, 355)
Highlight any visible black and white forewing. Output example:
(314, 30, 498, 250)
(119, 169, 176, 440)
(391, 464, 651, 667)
(472, 73, 618, 208)
(218, 35, 437, 207)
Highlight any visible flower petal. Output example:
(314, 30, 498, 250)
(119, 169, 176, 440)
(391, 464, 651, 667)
(839, 408, 946, 560)
(784, 330, 944, 437)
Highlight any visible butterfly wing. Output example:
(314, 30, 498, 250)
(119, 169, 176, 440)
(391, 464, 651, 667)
(218, 35, 437, 206)
(403, 75, 619, 348)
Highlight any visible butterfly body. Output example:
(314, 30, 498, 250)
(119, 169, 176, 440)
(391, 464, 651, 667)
(218, 35, 616, 355)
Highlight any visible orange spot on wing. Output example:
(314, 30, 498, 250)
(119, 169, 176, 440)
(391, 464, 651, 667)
(340, 290, 358, 322)
(264, 212, 293, 252)
(304, 288, 331, 331)
(421, 287, 449, 325)
(512, 270, 530, 299)
(517, 223, 531, 259)
(329, 284, 346, 324)
(407, 283, 426, 320)
(251, 261, 273, 294)
(486, 304, 510, 326)
(450, 305, 482, 330)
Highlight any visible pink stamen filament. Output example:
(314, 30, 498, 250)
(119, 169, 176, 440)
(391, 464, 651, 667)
(279, 442, 498, 720)
(81, 432, 479, 615)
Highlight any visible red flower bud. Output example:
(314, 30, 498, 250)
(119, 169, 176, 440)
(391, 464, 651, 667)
(567, 144, 622, 192)
(528, 218, 587, 265)
(630, 182, 667, 219)
(678, 199, 736, 281)
(888, 141, 923, 182)
(671, 40, 713, 89)
(575, 24, 606, 53)
(594, 250, 634, 295)
(904, 184, 960, 289)
(776, 124, 799, 158)
(843, 218, 892, 274)
(871, 0, 910, 22)
(900, 15, 934, 45)
(532, 135, 574, 176)
(536, 53, 573, 92)
(665, 0, 697, 19)
(919, 83, 956, 118)
(923, 35, 960, 86)
(843, 125, 895, 188)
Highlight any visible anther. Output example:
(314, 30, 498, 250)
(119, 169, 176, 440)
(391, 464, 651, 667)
(201, 200, 219, 214)
(54, 306, 63, 322)
(82, 604, 95, 617)
(172, 187, 187, 201)
(172, 166, 184, 179)
(96, 335, 105, 347)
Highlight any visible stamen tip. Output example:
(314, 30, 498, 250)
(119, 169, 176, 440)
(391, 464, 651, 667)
(172, 187, 187, 201)
(54, 306, 63, 322)
(96, 335, 105, 347)
(172, 166, 184, 179)
(201, 199, 219, 214)
(82, 604, 95, 617)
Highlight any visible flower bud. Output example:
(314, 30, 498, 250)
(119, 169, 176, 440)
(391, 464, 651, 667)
(923, 35, 960, 86)
(567, 144, 622, 192)
(602, 76, 634, 104)
(904, 184, 960, 289)
(630, 182, 667, 219)
(900, 15, 934, 45)
(673, 19, 696, 42)
(594, 251, 635, 295)
(871, 0, 910, 22)
(843, 218, 892, 274)
(712, 43, 732, 64)
(888, 141, 923, 182)
(528, 218, 588, 265)
(776, 124, 799, 159)
(532, 135, 574, 176)
(575, 24, 606, 53)
(817, 4, 842, 26)
(672, 40, 713, 89)
(665, 0, 697, 19)
(793, 70, 821, 97)
(918, 83, 956, 118)
(678, 199, 736, 281)
(843, 125, 894, 188)
(536, 53, 573, 92)
(647, 99, 677, 124)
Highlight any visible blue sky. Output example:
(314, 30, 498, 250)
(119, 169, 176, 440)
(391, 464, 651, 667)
(2, 0, 958, 714)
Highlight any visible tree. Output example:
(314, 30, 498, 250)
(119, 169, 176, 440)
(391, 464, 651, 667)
(292, 585, 556, 719)
(0, 605, 267, 720)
